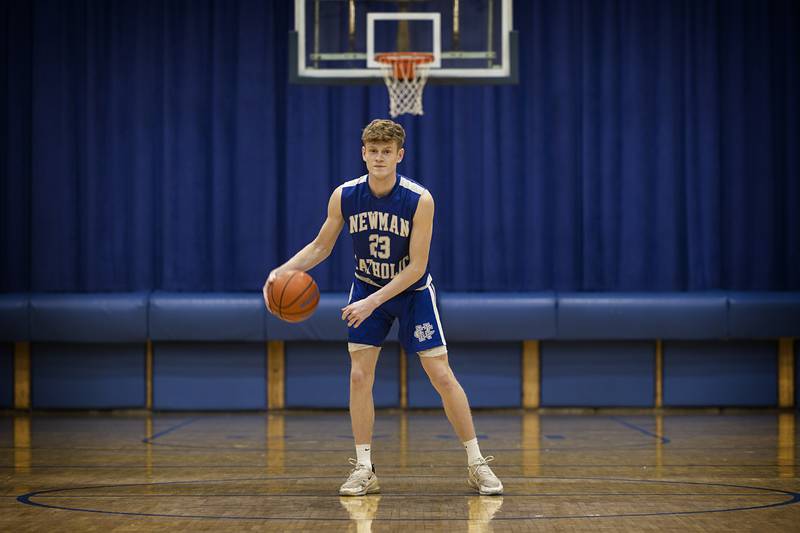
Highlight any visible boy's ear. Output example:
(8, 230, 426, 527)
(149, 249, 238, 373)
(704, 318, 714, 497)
(397, 147, 405, 162)
(362, 145, 367, 161)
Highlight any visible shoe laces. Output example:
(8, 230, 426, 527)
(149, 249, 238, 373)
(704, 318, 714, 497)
(471, 455, 496, 477)
(346, 458, 372, 480)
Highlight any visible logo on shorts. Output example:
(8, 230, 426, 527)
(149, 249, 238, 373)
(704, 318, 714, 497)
(414, 322, 435, 342)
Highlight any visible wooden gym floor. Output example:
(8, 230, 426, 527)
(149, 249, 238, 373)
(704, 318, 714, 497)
(1, 410, 799, 532)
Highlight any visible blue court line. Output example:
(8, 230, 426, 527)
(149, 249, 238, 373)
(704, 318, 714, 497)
(16, 476, 800, 521)
(610, 417, 671, 444)
(142, 418, 200, 444)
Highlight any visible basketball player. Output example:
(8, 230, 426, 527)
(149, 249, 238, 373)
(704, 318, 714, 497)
(263, 119, 503, 496)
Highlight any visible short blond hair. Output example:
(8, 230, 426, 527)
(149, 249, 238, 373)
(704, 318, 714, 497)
(361, 119, 405, 149)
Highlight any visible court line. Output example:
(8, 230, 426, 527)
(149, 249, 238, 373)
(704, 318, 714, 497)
(15, 476, 800, 521)
(141, 418, 200, 444)
(610, 417, 671, 444)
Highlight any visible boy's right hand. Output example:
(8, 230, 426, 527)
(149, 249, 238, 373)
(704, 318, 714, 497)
(262, 269, 280, 314)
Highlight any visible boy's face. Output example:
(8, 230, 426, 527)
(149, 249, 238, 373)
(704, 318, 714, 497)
(362, 141, 404, 181)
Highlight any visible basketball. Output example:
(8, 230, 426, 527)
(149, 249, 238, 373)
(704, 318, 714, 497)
(268, 269, 320, 322)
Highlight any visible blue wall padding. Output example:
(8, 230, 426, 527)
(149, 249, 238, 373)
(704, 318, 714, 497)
(728, 293, 800, 338)
(541, 341, 655, 406)
(153, 342, 266, 410)
(557, 293, 728, 339)
(1, 344, 12, 407)
(30, 293, 148, 342)
(269, 292, 555, 341)
(32, 343, 145, 408)
(0, 295, 29, 341)
(150, 292, 265, 341)
(407, 342, 521, 408)
(285, 342, 399, 408)
(267, 294, 350, 341)
(664, 341, 777, 406)
(440, 294, 557, 340)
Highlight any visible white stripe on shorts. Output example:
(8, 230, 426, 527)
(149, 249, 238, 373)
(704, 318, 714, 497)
(427, 283, 446, 346)
(417, 273, 432, 290)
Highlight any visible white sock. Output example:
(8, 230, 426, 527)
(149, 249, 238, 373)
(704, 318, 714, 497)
(463, 437, 484, 465)
(355, 443, 372, 469)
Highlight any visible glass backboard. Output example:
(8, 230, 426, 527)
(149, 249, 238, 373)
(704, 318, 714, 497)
(291, 0, 517, 84)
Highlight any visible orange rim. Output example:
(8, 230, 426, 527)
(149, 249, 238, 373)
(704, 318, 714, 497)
(375, 52, 435, 80)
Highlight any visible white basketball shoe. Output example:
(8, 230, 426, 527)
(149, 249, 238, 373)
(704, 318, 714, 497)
(339, 458, 380, 496)
(467, 456, 503, 495)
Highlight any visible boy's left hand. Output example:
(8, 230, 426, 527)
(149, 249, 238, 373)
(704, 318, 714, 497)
(341, 296, 379, 328)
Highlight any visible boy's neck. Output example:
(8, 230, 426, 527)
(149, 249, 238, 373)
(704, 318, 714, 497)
(368, 173, 397, 197)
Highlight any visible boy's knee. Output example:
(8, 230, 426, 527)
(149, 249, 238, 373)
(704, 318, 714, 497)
(350, 367, 374, 389)
(349, 345, 380, 389)
(428, 367, 458, 393)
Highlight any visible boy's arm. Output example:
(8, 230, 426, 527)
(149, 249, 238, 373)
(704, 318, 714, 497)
(263, 187, 344, 312)
(341, 190, 434, 328)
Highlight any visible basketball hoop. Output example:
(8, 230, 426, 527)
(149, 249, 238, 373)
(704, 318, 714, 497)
(375, 52, 434, 117)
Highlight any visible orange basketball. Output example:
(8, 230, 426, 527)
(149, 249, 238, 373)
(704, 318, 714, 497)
(268, 270, 320, 322)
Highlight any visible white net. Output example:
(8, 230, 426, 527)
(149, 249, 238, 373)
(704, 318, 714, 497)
(380, 63, 431, 117)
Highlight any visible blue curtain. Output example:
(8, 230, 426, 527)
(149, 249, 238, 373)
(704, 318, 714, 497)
(2, 0, 798, 292)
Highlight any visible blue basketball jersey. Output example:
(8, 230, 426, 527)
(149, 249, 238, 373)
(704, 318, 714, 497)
(340, 173, 432, 292)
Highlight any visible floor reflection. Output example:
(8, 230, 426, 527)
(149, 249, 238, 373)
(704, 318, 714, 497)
(266, 413, 285, 473)
(340, 495, 382, 533)
(468, 495, 504, 532)
(778, 412, 795, 478)
(339, 494, 503, 532)
(522, 412, 540, 476)
(14, 416, 31, 473)
(655, 414, 664, 477)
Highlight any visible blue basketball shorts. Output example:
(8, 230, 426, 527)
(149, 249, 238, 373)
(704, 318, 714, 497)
(347, 277, 447, 355)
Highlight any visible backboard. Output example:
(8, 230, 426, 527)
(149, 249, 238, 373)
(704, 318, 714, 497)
(290, 0, 517, 85)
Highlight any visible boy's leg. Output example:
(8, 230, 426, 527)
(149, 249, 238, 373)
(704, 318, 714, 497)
(403, 283, 503, 495)
(340, 344, 382, 496)
(348, 345, 381, 445)
(341, 278, 391, 496)
(419, 350, 503, 495)
(418, 351, 476, 442)
(401, 284, 477, 443)
(346, 279, 393, 451)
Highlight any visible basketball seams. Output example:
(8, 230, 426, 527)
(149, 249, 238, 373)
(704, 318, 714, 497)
(279, 289, 320, 322)
(283, 277, 315, 309)
(277, 270, 301, 319)
(281, 287, 320, 315)
(271, 270, 319, 322)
